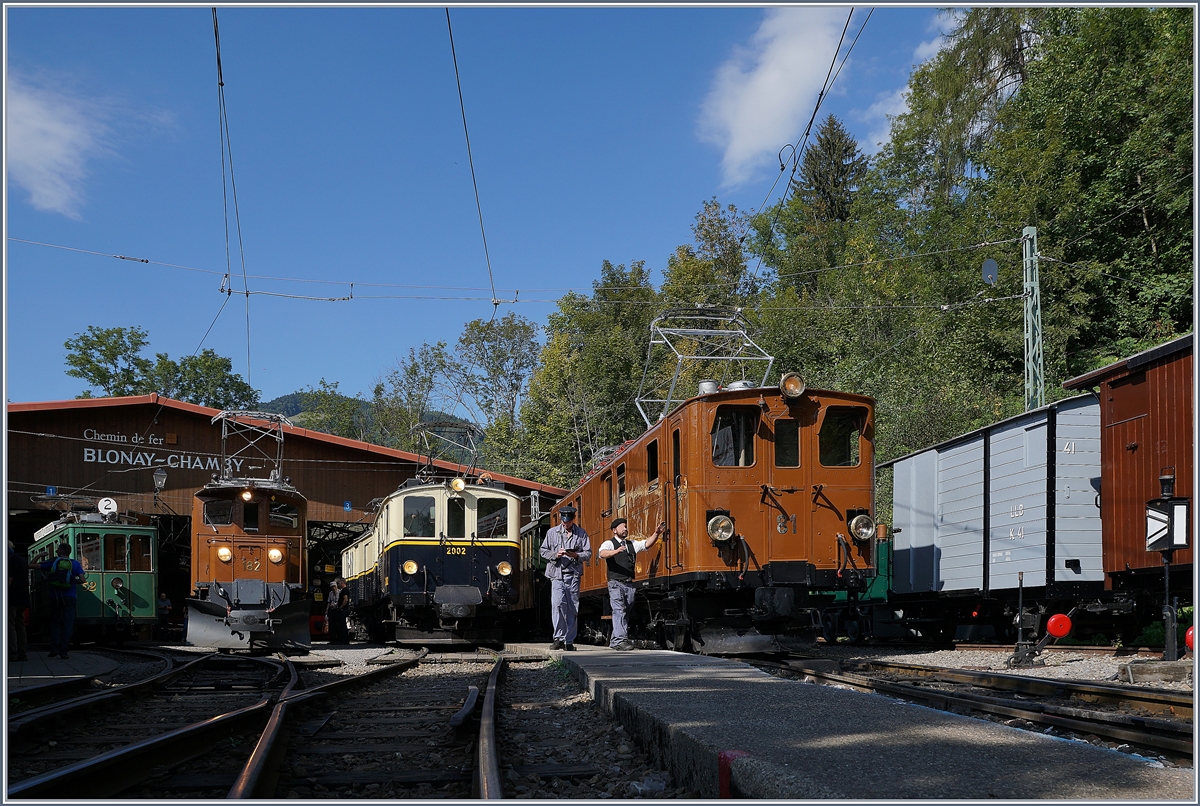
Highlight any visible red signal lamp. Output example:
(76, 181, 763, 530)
(1046, 614, 1072, 639)
(1186, 625, 1194, 652)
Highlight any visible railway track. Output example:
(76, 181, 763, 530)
(7, 652, 288, 798)
(7, 647, 175, 715)
(744, 656, 1193, 760)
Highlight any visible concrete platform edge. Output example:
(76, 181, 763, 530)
(559, 653, 812, 798)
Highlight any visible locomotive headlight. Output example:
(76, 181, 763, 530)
(779, 372, 806, 399)
(402, 560, 419, 576)
(450, 478, 466, 493)
(111, 577, 124, 590)
(850, 514, 876, 542)
(217, 547, 233, 563)
(496, 561, 513, 577)
(268, 548, 284, 564)
(241, 489, 254, 502)
(706, 514, 735, 542)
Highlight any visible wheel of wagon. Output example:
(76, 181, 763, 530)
(820, 611, 838, 644)
(845, 617, 863, 645)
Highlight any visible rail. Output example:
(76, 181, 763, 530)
(476, 654, 507, 799)
(227, 648, 429, 799)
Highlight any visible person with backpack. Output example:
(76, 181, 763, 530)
(39, 543, 86, 659)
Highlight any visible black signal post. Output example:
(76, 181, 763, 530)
(1145, 467, 1190, 661)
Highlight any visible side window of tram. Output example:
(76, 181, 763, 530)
(775, 419, 800, 467)
(819, 407, 865, 467)
(404, 496, 436, 537)
(104, 534, 128, 571)
(204, 499, 234, 526)
(646, 440, 659, 486)
(129, 534, 153, 572)
(269, 502, 300, 529)
(477, 498, 509, 540)
(616, 465, 627, 509)
(711, 406, 758, 467)
(79, 533, 101, 571)
(448, 497, 467, 539)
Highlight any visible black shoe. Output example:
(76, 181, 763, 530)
(614, 641, 635, 651)
(551, 639, 564, 650)
(564, 643, 576, 651)
(46, 653, 58, 659)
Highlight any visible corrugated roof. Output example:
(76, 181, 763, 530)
(7, 393, 568, 496)
(1062, 333, 1193, 390)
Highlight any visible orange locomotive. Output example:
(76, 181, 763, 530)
(558, 374, 878, 653)
(185, 412, 310, 650)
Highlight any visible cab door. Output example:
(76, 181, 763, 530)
(667, 416, 687, 572)
(767, 411, 806, 561)
(809, 404, 873, 572)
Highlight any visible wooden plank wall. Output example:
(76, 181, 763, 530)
(1099, 349, 1193, 580)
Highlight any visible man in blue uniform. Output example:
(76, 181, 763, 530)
(539, 505, 591, 650)
(598, 519, 663, 650)
(39, 543, 86, 660)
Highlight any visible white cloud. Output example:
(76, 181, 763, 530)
(860, 87, 909, 155)
(6, 73, 112, 218)
(698, 7, 852, 188)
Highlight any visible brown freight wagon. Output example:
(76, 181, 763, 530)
(553, 375, 878, 653)
(1063, 334, 1193, 611)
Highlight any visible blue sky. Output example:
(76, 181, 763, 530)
(5, 4, 945, 406)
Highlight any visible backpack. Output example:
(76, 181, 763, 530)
(48, 557, 74, 590)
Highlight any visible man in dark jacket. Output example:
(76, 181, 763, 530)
(8, 540, 30, 661)
(326, 578, 351, 645)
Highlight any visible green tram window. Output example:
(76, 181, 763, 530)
(819, 407, 866, 467)
(79, 533, 101, 572)
(129, 533, 153, 572)
(477, 498, 509, 539)
(104, 534, 127, 571)
(403, 496, 436, 537)
(448, 498, 467, 539)
(775, 419, 800, 467)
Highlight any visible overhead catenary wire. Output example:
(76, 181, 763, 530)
(445, 8, 507, 317)
(212, 8, 253, 385)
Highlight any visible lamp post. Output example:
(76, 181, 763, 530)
(152, 467, 167, 509)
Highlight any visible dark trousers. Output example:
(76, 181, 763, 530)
(328, 610, 349, 644)
(9, 604, 28, 659)
(48, 595, 77, 657)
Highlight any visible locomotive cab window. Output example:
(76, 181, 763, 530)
(477, 498, 509, 539)
(403, 496, 436, 538)
(617, 465, 627, 509)
(79, 533, 101, 571)
(243, 501, 260, 532)
(819, 407, 866, 467)
(647, 440, 659, 486)
(204, 499, 234, 526)
(711, 406, 758, 467)
(775, 418, 800, 467)
(269, 502, 300, 529)
(448, 497, 467, 539)
(602, 473, 613, 516)
(104, 533, 127, 571)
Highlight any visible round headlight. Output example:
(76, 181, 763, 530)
(850, 514, 875, 542)
(268, 548, 284, 564)
(217, 547, 233, 563)
(779, 372, 806, 399)
(706, 515, 735, 542)
(402, 560, 419, 576)
(111, 577, 124, 590)
(450, 478, 466, 493)
(497, 561, 512, 577)
(241, 489, 254, 502)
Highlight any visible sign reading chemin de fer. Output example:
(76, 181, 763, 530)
(81, 428, 245, 472)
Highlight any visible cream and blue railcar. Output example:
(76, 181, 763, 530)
(344, 480, 524, 644)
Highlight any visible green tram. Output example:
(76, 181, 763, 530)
(27, 499, 158, 643)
